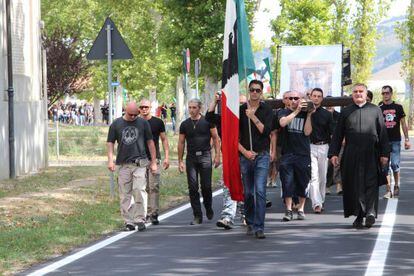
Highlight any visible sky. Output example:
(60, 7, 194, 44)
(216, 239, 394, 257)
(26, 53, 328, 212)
(253, 0, 411, 48)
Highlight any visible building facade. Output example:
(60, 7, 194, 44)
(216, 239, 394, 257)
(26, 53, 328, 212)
(0, 0, 47, 180)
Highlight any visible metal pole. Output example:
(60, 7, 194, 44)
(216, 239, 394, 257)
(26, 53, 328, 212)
(42, 49, 49, 167)
(341, 43, 344, 97)
(196, 76, 199, 98)
(56, 120, 60, 160)
(107, 24, 113, 124)
(274, 45, 281, 98)
(106, 23, 115, 196)
(6, 0, 15, 179)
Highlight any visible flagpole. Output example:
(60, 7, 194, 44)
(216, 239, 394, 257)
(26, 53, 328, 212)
(244, 66, 253, 151)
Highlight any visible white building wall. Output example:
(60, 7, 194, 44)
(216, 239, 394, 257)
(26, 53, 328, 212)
(0, 0, 47, 180)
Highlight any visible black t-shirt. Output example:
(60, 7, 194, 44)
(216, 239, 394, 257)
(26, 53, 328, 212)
(272, 109, 280, 131)
(179, 116, 214, 154)
(239, 102, 273, 153)
(310, 107, 334, 144)
(170, 106, 176, 118)
(278, 109, 310, 156)
(205, 110, 220, 137)
(146, 116, 166, 160)
(107, 117, 153, 165)
(379, 101, 405, 142)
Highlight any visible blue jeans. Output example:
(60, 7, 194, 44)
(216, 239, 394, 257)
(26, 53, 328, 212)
(389, 141, 401, 173)
(240, 152, 270, 232)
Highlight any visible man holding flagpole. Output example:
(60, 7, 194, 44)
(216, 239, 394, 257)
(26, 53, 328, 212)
(238, 80, 274, 239)
(220, 0, 257, 205)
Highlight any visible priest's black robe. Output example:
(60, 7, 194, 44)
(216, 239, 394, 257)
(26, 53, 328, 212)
(328, 103, 390, 218)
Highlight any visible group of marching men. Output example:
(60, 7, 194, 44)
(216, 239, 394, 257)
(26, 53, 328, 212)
(107, 80, 410, 238)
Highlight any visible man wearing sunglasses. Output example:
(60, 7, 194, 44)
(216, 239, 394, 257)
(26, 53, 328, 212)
(139, 99, 170, 225)
(278, 91, 314, 222)
(107, 101, 158, 231)
(238, 80, 274, 239)
(379, 85, 411, 199)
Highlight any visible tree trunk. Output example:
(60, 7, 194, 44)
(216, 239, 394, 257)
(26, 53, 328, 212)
(203, 76, 218, 113)
(93, 97, 102, 125)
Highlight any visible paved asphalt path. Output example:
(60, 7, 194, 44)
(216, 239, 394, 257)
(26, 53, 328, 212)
(24, 148, 414, 276)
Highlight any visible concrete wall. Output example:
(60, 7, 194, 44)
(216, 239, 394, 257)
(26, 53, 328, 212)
(0, 0, 47, 180)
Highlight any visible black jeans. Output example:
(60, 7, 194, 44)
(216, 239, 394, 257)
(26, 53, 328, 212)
(186, 152, 212, 217)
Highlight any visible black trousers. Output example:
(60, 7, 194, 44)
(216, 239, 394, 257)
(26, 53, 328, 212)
(186, 152, 212, 217)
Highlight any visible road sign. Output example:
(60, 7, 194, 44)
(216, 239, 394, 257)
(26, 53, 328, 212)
(111, 82, 120, 86)
(186, 48, 190, 73)
(87, 17, 133, 60)
(195, 58, 201, 77)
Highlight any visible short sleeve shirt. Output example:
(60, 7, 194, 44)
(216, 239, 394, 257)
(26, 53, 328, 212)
(278, 109, 310, 156)
(179, 116, 214, 153)
(147, 116, 166, 160)
(379, 101, 405, 142)
(107, 117, 153, 165)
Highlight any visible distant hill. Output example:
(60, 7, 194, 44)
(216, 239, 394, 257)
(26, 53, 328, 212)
(373, 16, 405, 73)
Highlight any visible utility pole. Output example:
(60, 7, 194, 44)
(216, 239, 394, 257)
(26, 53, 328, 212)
(6, 0, 15, 179)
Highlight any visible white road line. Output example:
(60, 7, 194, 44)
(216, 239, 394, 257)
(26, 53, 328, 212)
(365, 198, 398, 276)
(27, 189, 224, 276)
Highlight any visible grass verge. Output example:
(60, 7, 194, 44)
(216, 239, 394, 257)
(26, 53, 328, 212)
(48, 123, 179, 161)
(0, 166, 220, 275)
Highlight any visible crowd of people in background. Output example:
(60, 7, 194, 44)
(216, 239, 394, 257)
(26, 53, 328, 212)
(49, 102, 95, 126)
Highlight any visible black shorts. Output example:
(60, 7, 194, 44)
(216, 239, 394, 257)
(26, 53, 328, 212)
(279, 153, 311, 198)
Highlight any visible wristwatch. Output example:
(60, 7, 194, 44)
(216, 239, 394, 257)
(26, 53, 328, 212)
(405, 138, 410, 141)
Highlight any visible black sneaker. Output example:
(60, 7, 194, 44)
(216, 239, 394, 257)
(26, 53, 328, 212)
(282, 210, 293, 222)
(206, 208, 214, 220)
(365, 215, 375, 228)
(136, 222, 146, 231)
(190, 216, 202, 225)
(246, 225, 254, 235)
(352, 216, 364, 229)
(150, 213, 159, 225)
(266, 199, 272, 208)
(124, 223, 136, 231)
(255, 230, 266, 239)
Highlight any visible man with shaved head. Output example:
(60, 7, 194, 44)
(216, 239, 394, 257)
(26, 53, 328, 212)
(107, 101, 158, 231)
(139, 99, 170, 225)
(278, 90, 314, 222)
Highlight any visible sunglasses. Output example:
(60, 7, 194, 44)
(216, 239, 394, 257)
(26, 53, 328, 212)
(139, 106, 149, 109)
(249, 88, 262, 93)
(127, 113, 138, 117)
(381, 92, 391, 95)
(288, 97, 300, 101)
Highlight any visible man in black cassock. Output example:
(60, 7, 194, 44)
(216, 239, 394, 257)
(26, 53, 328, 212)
(328, 83, 390, 229)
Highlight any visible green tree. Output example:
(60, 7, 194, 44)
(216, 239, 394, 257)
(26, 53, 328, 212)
(42, 0, 176, 102)
(351, 0, 389, 83)
(271, 0, 334, 46)
(396, 0, 414, 129)
(330, 0, 351, 46)
(157, 0, 258, 82)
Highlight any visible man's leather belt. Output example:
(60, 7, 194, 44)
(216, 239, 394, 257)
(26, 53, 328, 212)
(312, 141, 329, 145)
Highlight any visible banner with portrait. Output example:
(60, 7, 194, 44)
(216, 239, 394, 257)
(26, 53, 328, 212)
(279, 45, 342, 98)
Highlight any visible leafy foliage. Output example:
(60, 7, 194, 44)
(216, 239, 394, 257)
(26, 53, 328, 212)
(43, 29, 90, 107)
(395, 0, 414, 129)
(351, 0, 389, 83)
